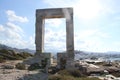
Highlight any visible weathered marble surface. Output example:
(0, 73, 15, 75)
(35, 8, 74, 69)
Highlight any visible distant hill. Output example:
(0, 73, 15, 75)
(57, 50, 120, 60)
(0, 44, 35, 54)
(75, 50, 120, 60)
(0, 43, 34, 62)
(0, 43, 120, 60)
(0, 44, 12, 50)
(0, 49, 33, 62)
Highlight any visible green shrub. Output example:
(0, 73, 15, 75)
(49, 75, 75, 80)
(0, 49, 9, 53)
(49, 75, 62, 80)
(69, 69, 83, 77)
(18, 52, 33, 59)
(28, 63, 40, 71)
(112, 72, 120, 77)
(94, 62, 105, 65)
(103, 63, 112, 66)
(58, 69, 84, 77)
(78, 77, 101, 80)
(0, 58, 5, 63)
(0, 49, 33, 60)
(58, 70, 70, 76)
(49, 69, 100, 80)
(49, 75, 101, 80)
(14, 54, 24, 60)
(2, 65, 14, 69)
(0, 56, 6, 63)
(16, 63, 26, 70)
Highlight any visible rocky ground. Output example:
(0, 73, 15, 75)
(0, 60, 48, 80)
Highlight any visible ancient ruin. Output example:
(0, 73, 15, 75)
(35, 8, 74, 68)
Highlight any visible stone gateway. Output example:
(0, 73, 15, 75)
(35, 8, 74, 68)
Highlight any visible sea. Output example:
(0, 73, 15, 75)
(105, 57, 120, 61)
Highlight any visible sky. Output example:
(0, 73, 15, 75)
(0, 0, 120, 53)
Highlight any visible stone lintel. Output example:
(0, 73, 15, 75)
(36, 8, 73, 19)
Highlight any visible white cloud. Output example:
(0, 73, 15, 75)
(0, 9, 35, 50)
(6, 10, 29, 23)
(78, 29, 98, 38)
(0, 22, 24, 39)
(0, 36, 35, 50)
(43, 26, 111, 52)
(97, 31, 110, 38)
(44, 0, 73, 7)
(43, 0, 115, 19)
(42, 0, 116, 52)
(75, 29, 110, 40)
(0, 25, 5, 31)
(27, 35, 35, 49)
(6, 29, 22, 39)
(45, 19, 63, 28)
(0, 10, 34, 50)
(44, 28, 66, 52)
(6, 22, 23, 33)
(74, 0, 103, 19)
(112, 41, 120, 51)
(1, 20, 34, 50)
(74, 29, 111, 52)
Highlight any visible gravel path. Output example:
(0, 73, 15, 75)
(0, 69, 48, 80)
(0, 60, 48, 80)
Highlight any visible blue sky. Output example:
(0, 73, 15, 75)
(0, 0, 120, 53)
